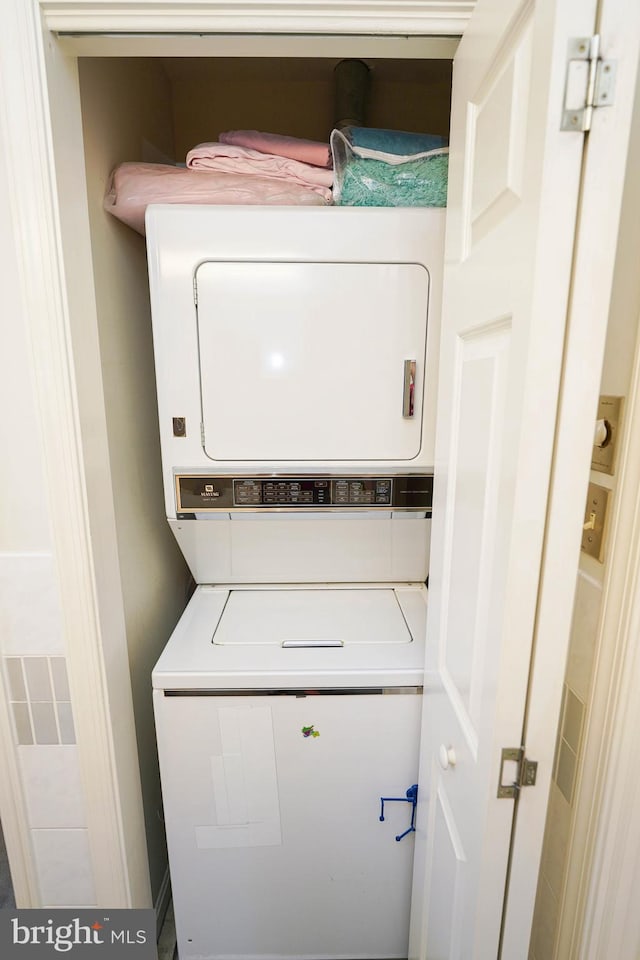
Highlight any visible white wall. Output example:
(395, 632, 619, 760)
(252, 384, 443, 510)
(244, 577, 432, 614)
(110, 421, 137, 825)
(77, 56, 192, 907)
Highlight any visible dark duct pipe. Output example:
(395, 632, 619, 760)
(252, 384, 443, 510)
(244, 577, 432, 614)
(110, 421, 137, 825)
(333, 59, 371, 130)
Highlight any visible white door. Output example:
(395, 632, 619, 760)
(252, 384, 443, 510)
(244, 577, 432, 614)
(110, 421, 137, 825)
(409, 0, 597, 957)
(195, 260, 429, 461)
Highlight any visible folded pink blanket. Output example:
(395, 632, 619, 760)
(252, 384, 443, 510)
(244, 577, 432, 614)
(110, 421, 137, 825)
(104, 162, 327, 235)
(220, 130, 331, 169)
(186, 142, 333, 201)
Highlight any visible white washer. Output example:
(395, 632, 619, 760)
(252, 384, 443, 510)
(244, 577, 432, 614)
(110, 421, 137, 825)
(153, 583, 426, 960)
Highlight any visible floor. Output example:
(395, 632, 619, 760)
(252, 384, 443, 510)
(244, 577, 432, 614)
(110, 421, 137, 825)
(0, 820, 15, 908)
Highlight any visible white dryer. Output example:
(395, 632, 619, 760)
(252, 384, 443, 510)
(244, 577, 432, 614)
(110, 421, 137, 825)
(145, 205, 444, 579)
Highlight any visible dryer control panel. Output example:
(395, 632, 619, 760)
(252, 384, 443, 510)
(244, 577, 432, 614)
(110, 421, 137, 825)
(175, 474, 433, 515)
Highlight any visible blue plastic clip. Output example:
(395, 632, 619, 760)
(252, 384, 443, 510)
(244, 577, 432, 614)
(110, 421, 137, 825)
(379, 784, 418, 841)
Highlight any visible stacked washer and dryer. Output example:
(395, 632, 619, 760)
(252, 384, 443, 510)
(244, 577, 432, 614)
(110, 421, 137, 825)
(148, 206, 445, 960)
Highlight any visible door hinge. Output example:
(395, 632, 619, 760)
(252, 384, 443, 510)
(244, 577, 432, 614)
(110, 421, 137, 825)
(193, 276, 198, 306)
(561, 35, 617, 132)
(497, 747, 538, 799)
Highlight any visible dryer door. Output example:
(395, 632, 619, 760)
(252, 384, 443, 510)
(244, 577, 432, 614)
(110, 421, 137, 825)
(195, 260, 429, 462)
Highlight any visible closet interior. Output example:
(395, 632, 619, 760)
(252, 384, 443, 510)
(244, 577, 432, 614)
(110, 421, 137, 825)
(75, 52, 454, 906)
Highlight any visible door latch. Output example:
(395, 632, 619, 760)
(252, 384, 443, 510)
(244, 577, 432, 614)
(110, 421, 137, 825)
(497, 747, 537, 799)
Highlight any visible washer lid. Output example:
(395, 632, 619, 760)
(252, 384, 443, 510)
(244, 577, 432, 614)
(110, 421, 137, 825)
(212, 589, 412, 647)
(152, 585, 427, 690)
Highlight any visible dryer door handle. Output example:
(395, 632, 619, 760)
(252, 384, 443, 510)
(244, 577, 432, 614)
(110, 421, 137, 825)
(402, 360, 416, 418)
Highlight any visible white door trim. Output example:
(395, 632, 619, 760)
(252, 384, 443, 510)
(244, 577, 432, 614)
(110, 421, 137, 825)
(575, 308, 640, 958)
(40, 1, 475, 35)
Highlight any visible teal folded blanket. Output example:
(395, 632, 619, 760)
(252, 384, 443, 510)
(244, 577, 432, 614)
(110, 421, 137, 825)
(338, 152, 448, 207)
(349, 126, 448, 157)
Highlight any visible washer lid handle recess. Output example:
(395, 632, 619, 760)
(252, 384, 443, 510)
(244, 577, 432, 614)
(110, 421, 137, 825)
(281, 639, 344, 648)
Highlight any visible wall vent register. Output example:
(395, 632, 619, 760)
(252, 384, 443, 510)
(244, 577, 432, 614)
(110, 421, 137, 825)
(175, 474, 433, 514)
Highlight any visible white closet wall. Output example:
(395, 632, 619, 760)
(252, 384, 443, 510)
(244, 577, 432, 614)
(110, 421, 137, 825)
(78, 57, 192, 908)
